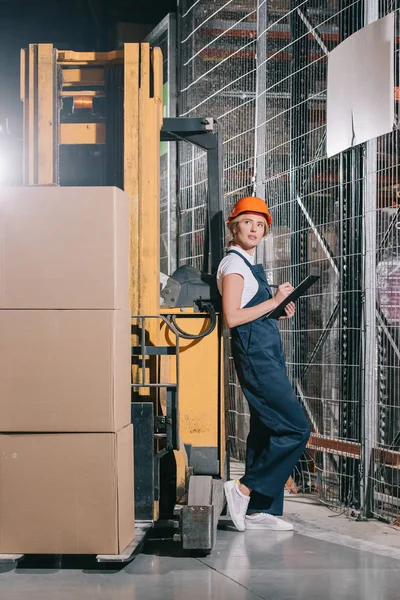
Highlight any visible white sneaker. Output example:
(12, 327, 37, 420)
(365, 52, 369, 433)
(224, 480, 250, 532)
(245, 513, 294, 531)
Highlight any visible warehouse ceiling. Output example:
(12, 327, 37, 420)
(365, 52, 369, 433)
(1, 0, 176, 25)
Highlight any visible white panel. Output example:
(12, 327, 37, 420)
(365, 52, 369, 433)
(327, 13, 394, 158)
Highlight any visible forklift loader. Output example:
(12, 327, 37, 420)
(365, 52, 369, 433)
(18, 42, 227, 559)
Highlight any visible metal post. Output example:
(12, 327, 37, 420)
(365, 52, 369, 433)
(290, 1, 309, 383)
(207, 133, 224, 274)
(254, 0, 267, 195)
(168, 15, 178, 275)
(337, 0, 364, 509)
(146, 14, 178, 275)
(361, 0, 378, 519)
(254, 0, 267, 265)
(23, 44, 58, 185)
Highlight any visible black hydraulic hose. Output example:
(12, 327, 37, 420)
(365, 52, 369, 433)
(166, 303, 217, 340)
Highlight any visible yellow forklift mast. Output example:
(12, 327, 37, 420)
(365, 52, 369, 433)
(20, 43, 227, 555)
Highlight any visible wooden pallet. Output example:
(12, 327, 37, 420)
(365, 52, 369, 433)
(0, 521, 153, 565)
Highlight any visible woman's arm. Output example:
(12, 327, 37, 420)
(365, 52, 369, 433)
(222, 274, 293, 328)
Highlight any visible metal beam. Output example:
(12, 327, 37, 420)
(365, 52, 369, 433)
(254, 0, 268, 265)
(161, 117, 224, 274)
(59, 123, 106, 144)
(123, 43, 140, 316)
(254, 0, 267, 200)
(160, 117, 217, 144)
(296, 194, 340, 277)
(295, 380, 320, 434)
(206, 130, 224, 274)
(301, 302, 340, 380)
(147, 15, 178, 275)
(290, 0, 310, 384)
(296, 8, 329, 56)
(361, 0, 379, 520)
(308, 434, 400, 470)
(61, 68, 105, 86)
(37, 44, 57, 184)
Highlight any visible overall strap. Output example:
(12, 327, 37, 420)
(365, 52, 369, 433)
(227, 249, 254, 270)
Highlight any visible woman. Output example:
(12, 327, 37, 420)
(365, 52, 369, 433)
(218, 196, 310, 531)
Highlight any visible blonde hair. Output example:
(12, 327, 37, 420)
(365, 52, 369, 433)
(227, 213, 269, 248)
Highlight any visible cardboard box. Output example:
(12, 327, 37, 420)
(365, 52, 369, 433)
(0, 309, 131, 432)
(0, 186, 129, 309)
(0, 425, 134, 555)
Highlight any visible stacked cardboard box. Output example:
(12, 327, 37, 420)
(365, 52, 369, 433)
(0, 186, 134, 554)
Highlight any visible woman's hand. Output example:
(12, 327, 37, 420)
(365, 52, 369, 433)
(274, 282, 294, 304)
(280, 301, 295, 320)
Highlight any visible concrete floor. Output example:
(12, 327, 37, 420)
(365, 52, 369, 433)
(284, 494, 400, 560)
(0, 510, 399, 600)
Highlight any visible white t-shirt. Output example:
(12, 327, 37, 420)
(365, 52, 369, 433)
(217, 246, 258, 308)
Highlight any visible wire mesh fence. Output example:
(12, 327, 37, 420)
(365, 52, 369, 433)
(257, 0, 366, 511)
(179, 0, 258, 462)
(368, 0, 400, 522)
(177, 0, 400, 522)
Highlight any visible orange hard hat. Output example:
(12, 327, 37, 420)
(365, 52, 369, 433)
(227, 196, 272, 227)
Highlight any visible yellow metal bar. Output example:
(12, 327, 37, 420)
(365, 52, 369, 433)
(138, 43, 161, 317)
(123, 43, 140, 315)
(59, 123, 106, 145)
(20, 49, 29, 185)
(59, 90, 105, 98)
(137, 44, 157, 400)
(61, 68, 105, 86)
(20, 49, 26, 102)
(151, 47, 163, 118)
(37, 44, 55, 184)
(57, 50, 123, 65)
(219, 335, 226, 478)
(139, 43, 150, 99)
(28, 45, 36, 185)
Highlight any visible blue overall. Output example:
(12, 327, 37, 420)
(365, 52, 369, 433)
(229, 250, 310, 515)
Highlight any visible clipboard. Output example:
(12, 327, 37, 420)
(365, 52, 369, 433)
(266, 275, 320, 320)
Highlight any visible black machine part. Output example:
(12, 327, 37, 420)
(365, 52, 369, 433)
(161, 265, 221, 308)
(161, 265, 213, 307)
(161, 265, 221, 340)
(160, 118, 224, 275)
